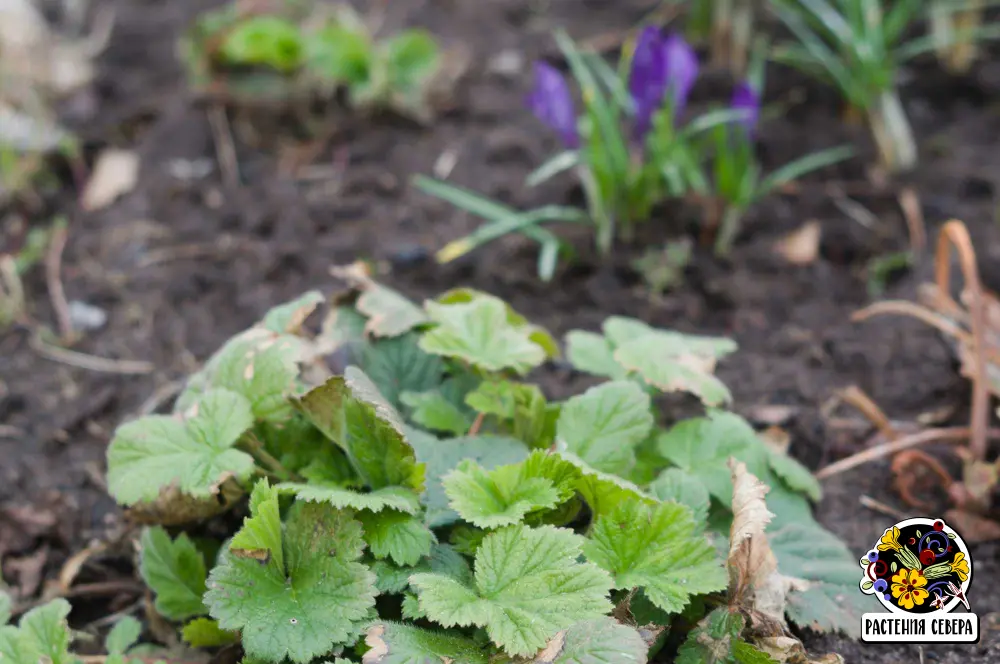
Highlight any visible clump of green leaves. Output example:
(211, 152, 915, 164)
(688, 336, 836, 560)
(104, 275, 857, 662)
(181, 2, 445, 120)
(0, 593, 146, 664)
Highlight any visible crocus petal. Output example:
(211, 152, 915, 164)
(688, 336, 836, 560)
(731, 81, 760, 134)
(526, 61, 579, 148)
(663, 33, 698, 116)
(629, 26, 666, 139)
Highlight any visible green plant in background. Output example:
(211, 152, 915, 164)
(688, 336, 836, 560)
(96, 275, 865, 663)
(181, 2, 442, 120)
(416, 28, 744, 278)
(668, 0, 760, 76)
(930, 0, 996, 73)
(770, 0, 1000, 173)
(703, 48, 854, 254)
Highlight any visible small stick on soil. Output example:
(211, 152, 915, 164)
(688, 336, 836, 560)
(859, 495, 907, 520)
(898, 186, 927, 255)
(11, 580, 144, 618)
(30, 334, 154, 375)
(45, 221, 75, 344)
(934, 221, 989, 462)
(137, 239, 236, 268)
(208, 105, 240, 189)
(836, 385, 897, 439)
(0, 424, 24, 438)
(815, 426, 1000, 479)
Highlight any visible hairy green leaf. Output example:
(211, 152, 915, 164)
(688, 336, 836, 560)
(212, 332, 303, 422)
(408, 429, 530, 527)
(410, 524, 613, 657)
(556, 381, 653, 475)
(105, 617, 141, 654)
(648, 468, 712, 525)
(564, 330, 626, 379)
(359, 510, 435, 566)
(181, 618, 239, 648)
(769, 523, 867, 637)
(361, 332, 444, 408)
(443, 459, 562, 529)
(276, 483, 420, 514)
(675, 607, 743, 664)
(554, 451, 656, 519)
(613, 331, 735, 406)
(361, 622, 487, 664)
(205, 483, 376, 663)
(465, 380, 557, 449)
(0, 599, 74, 664)
(584, 499, 727, 614)
(400, 390, 471, 435)
(419, 294, 547, 374)
(107, 388, 256, 506)
(139, 527, 208, 620)
(0, 590, 11, 626)
(765, 447, 822, 503)
(295, 368, 425, 492)
(531, 618, 648, 664)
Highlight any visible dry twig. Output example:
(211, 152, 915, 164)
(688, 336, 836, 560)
(30, 334, 154, 374)
(45, 221, 74, 343)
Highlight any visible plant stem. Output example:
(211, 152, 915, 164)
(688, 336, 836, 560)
(713, 205, 744, 256)
(240, 433, 297, 482)
(867, 89, 917, 172)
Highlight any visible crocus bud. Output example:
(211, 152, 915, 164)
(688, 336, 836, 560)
(663, 33, 698, 118)
(629, 26, 666, 139)
(526, 61, 579, 148)
(731, 81, 760, 136)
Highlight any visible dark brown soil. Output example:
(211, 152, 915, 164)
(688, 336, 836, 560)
(3, 0, 1000, 660)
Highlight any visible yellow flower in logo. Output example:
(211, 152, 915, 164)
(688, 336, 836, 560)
(891, 568, 929, 610)
(949, 552, 970, 582)
(878, 526, 902, 552)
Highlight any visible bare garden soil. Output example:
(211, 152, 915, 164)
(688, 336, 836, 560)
(4, 0, 1000, 661)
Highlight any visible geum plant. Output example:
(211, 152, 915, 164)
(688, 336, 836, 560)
(770, 0, 1000, 172)
(181, 2, 443, 120)
(415, 28, 742, 278)
(95, 271, 865, 663)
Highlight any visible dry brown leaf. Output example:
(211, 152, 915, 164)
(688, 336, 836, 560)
(57, 540, 106, 592)
(774, 221, 821, 266)
(125, 477, 244, 526)
(82, 149, 139, 211)
(757, 636, 844, 664)
(361, 624, 389, 664)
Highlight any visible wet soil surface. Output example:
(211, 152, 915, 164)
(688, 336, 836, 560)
(4, 0, 1000, 660)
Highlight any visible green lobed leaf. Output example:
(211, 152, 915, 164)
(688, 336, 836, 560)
(442, 459, 563, 529)
(400, 390, 471, 435)
(260, 291, 324, 334)
(219, 16, 304, 72)
(212, 332, 303, 422)
(276, 483, 420, 514)
(105, 616, 142, 654)
(361, 622, 487, 664)
(531, 617, 649, 664)
(583, 499, 727, 615)
(554, 451, 657, 519)
(556, 381, 653, 475)
(419, 294, 547, 374)
(564, 330, 627, 379)
(765, 446, 822, 503)
(360, 332, 444, 409)
(358, 510, 435, 566)
(675, 607, 744, 664)
(408, 428, 530, 527)
(410, 524, 614, 657)
(295, 368, 425, 492)
(0, 599, 74, 664)
(434, 288, 559, 359)
(205, 487, 377, 663)
(306, 26, 374, 85)
(465, 380, 556, 448)
(181, 618, 239, 648)
(138, 527, 208, 621)
(769, 522, 868, 637)
(648, 468, 711, 526)
(107, 388, 256, 506)
(613, 331, 736, 407)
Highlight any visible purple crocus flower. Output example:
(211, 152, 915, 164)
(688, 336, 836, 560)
(731, 81, 760, 136)
(526, 61, 579, 148)
(628, 29, 699, 140)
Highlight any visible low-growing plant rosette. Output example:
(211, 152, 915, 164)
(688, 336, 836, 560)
(860, 518, 972, 614)
(87, 270, 865, 662)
